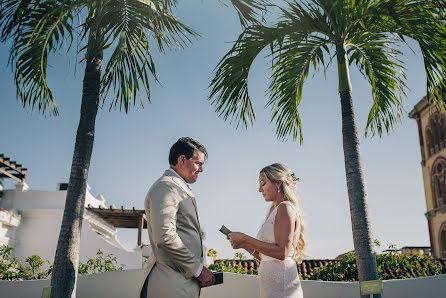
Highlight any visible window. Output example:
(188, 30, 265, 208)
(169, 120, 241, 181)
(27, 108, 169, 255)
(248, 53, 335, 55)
(425, 112, 446, 157)
(441, 224, 446, 258)
(431, 157, 446, 208)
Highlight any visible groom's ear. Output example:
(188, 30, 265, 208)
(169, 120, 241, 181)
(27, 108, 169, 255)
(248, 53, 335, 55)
(178, 154, 186, 165)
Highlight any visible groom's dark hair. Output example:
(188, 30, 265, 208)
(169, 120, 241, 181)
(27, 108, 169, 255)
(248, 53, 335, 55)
(169, 137, 208, 166)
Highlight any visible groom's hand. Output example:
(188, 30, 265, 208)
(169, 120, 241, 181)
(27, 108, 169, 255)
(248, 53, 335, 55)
(197, 267, 215, 287)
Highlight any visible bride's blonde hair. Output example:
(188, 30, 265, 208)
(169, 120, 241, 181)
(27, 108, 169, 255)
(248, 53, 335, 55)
(260, 163, 307, 264)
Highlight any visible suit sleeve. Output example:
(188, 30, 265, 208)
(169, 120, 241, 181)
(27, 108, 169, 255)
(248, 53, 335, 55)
(147, 183, 202, 278)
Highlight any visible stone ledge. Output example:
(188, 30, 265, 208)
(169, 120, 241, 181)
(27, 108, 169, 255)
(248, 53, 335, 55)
(0, 210, 21, 227)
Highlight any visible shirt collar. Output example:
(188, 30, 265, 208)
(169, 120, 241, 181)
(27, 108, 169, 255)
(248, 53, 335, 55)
(168, 168, 192, 190)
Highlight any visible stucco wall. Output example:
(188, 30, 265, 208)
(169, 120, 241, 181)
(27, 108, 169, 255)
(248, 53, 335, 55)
(9, 209, 143, 269)
(1, 271, 445, 298)
(419, 107, 436, 212)
(1, 184, 143, 270)
(430, 213, 446, 257)
(0, 210, 20, 247)
(416, 106, 446, 258)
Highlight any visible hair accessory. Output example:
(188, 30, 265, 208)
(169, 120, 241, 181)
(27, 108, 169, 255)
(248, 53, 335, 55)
(291, 173, 300, 183)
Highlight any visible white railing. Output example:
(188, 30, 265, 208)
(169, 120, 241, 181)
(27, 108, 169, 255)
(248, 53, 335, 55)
(0, 270, 445, 298)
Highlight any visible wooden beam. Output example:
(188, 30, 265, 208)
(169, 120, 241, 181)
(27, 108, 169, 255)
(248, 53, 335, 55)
(0, 156, 27, 180)
(138, 214, 144, 246)
(0, 167, 23, 182)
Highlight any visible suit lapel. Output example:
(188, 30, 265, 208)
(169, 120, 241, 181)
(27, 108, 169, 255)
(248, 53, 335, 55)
(190, 197, 200, 224)
(163, 170, 195, 198)
(164, 170, 203, 257)
(163, 170, 203, 257)
(191, 197, 204, 258)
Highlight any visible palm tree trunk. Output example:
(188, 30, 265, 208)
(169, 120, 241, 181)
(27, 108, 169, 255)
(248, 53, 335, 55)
(49, 34, 102, 297)
(340, 90, 381, 298)
(337, 45, 380, 298)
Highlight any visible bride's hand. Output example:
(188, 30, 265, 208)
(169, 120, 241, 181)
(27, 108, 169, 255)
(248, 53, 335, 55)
(228, 232, 247, 249)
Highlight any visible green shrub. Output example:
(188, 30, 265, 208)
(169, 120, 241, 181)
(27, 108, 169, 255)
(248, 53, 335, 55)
(1, 245, 124, 280)
(78, 250, 124, 275)
(208, 260, 257, 275)
(306, 252, 357, 281)
(307, 250, 443, 281)
(0, 245, 51, 280)
(234, 252, 245, 261)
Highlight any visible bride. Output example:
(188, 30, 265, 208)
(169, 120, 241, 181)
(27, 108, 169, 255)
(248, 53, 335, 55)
(228, 163, 306, 298)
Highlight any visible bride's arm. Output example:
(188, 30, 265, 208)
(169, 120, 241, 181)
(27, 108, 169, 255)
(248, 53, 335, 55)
(229, 204, 296, 260)
(241, 245, 262, 260)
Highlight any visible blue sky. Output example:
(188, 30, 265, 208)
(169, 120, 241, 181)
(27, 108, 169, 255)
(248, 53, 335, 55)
(1, 1, 430, 259)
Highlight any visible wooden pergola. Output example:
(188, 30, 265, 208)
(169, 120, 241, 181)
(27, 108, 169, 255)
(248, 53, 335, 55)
(0, 154, 27, 182)
(86, 204, 147, 246)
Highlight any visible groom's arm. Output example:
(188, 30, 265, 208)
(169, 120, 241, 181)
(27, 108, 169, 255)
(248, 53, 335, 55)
(147, 183, 202, 279)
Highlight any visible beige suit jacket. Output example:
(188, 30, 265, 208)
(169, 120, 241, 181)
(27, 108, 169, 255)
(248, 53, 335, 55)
(139, 170, 203, 298)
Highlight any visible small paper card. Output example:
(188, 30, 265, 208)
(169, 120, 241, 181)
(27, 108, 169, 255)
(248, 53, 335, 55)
(219, 225, 232, 237)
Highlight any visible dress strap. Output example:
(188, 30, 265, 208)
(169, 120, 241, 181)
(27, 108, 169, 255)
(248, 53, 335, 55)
(278, 201, 299, 216)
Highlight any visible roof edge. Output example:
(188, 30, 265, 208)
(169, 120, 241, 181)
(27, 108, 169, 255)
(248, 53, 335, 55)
(409, 96, 429, 118)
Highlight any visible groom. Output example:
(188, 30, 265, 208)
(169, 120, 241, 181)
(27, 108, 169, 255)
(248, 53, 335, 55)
(140, 137, 215, 298)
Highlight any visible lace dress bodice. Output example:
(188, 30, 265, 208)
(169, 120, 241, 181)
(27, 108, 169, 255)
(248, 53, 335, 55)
(256, 201, 300, 260)
(256, 201, 303, 298)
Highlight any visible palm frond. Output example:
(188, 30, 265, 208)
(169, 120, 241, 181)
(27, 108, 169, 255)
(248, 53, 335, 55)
(134, 0, 199, 51)
(1, 0, 29, 40)
(347, 32, 407, 137)
(7, 0, 78, 115)
(268, 33, 330, 142)
(285, 0, 336, 41)
(364, 0, 446, 109)
(399, 0, 446, 108)
(224, 0, 271, 27)
(209, 25, 281, 128)
(99, 0, 198, 112)
(101, 27, 155, 112)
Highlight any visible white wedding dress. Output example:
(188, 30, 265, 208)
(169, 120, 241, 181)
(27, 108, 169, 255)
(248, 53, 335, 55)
(256, 201, 303, 298)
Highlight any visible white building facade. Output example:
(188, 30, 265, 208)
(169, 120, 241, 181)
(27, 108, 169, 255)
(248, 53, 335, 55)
(0, 182, 146, 270)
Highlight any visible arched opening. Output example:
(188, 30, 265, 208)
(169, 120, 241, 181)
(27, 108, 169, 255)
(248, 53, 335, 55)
(431, 157, 446, 208)
(441, 224, 446, 258)
(425, 112, 446, 157)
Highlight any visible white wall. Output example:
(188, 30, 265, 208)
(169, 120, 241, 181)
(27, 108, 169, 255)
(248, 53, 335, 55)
(1, 183, 143, 270)
(381, 274, 446, 297)
(12, 209, 62, 262)
(1, 183, 105, 211)
(10, 209, 142, 269)
(0, 210, 20, 247)
(1, 272, 445, 298)
(79, 219, 143, 270)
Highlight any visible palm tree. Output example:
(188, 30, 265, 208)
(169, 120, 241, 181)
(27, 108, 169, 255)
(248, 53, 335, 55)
(209, 0, 446, 295)
(0, 0, 198, 296)
(0, 1, 272, 295)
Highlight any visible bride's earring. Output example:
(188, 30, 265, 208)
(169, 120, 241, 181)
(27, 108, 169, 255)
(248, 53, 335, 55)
(277, 186, 280, 193)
